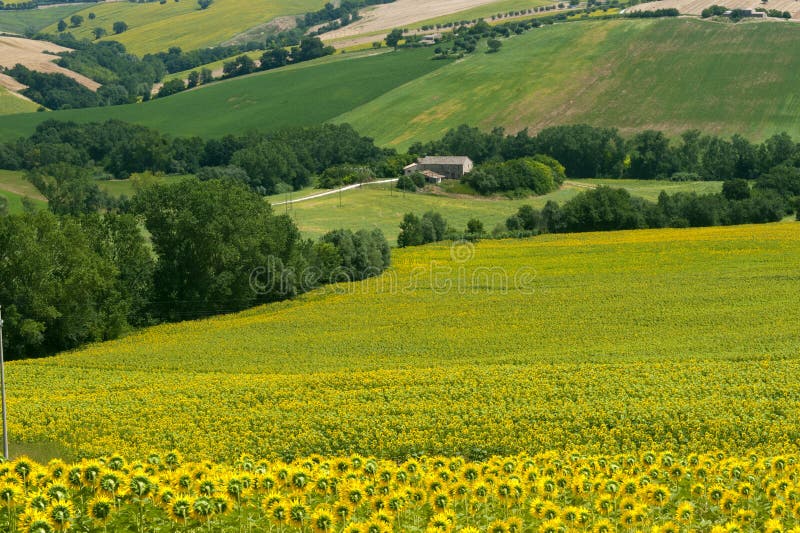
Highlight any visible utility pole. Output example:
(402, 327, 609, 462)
(0, 305, 8, 460)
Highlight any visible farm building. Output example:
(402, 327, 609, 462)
(403, 156, 474, 180)
(420, 170, 445, 184)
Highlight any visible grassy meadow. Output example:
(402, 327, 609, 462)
(0, 169, 46, 213)
(0, 4, 85, 34)
(6, 222, 800, 461)
(41, 0, 325, 56)
(0, 86, 39, 116)
(273, 179, 722, 241)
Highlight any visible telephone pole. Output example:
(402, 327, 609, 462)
(0, 306, 8, 459)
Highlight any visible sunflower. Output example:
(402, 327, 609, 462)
(18, 508, 53, 533)
(430, 489, 450, 511)
(288, 498, 309, 528)
(487, 519, 509, 533)
(363, 518, 392, 533)
(539, 518, 564, 533)
(506, 516, 523, 533)
(653, 521, 680, 533)
(99, 472, 121, 495)
(719, 490, 739, 513)
(27, 491, 49, 512)
(332, 501, 351, 522)
(128, 475, 152, 499)
(708, 485, 725, 503)
(771, 499, 787, 518)
(733, 508, 754, 524)
(82, 461, 102, 486)
(212, 495, 232, 516)
(168, 494, 192, 523)
(267, 498, 289, 526)
(191, 495, 214, 521)
(48, 501, 72, 532)
(594, 494, 615, 515)
(66, 468, 82, 490)
(0, 483, 21, 505)
(88, 495, 114, 523)
(310, 506, 335, 532)
(647, 484, 670, 506)
(592, 518, 614, 533)
(675, 501, 694, 524)
(764, 518, 784, 533)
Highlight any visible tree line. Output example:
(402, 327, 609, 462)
(0, 178, 390, 360)
(0, 120, 389, 203)
(398, 180, 793, 249)
(411, 123, 800, 184)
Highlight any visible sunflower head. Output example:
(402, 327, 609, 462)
(19, 508, 54, 533)
(168, 494, 192, 523)
(48, 501, 72, 529)
(88, 496, 113, 523)
(310, 506, 335, 533)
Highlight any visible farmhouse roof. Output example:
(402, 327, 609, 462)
(421, 170, 445, 179)
(418, 156, 473, 165)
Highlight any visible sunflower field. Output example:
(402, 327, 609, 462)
(3, 451, 800, 532)
(3, 222, 800, 530)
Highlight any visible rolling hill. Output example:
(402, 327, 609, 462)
(0, 48, 444, 141)
(7, 222, 800, 460)
(336, 17, 800, 148)
(0, 18, 798, 145)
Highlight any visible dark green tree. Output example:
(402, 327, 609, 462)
(722, 179, 751, 201)
(385, 28, 404, 50)
(133, 179, 304, 321)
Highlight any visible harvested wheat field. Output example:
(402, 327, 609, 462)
(0, 36, 100, 91)
(321, 0, 509, 39)
(628, 0, 799, 17)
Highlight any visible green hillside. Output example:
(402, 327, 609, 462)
(0, 48, 444, 142)
(336, 18, 800, 148)
(41, 0, 324, 56)
(1, 19, 799, 145)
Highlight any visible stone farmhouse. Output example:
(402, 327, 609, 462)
(403, 156, 474, 183)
